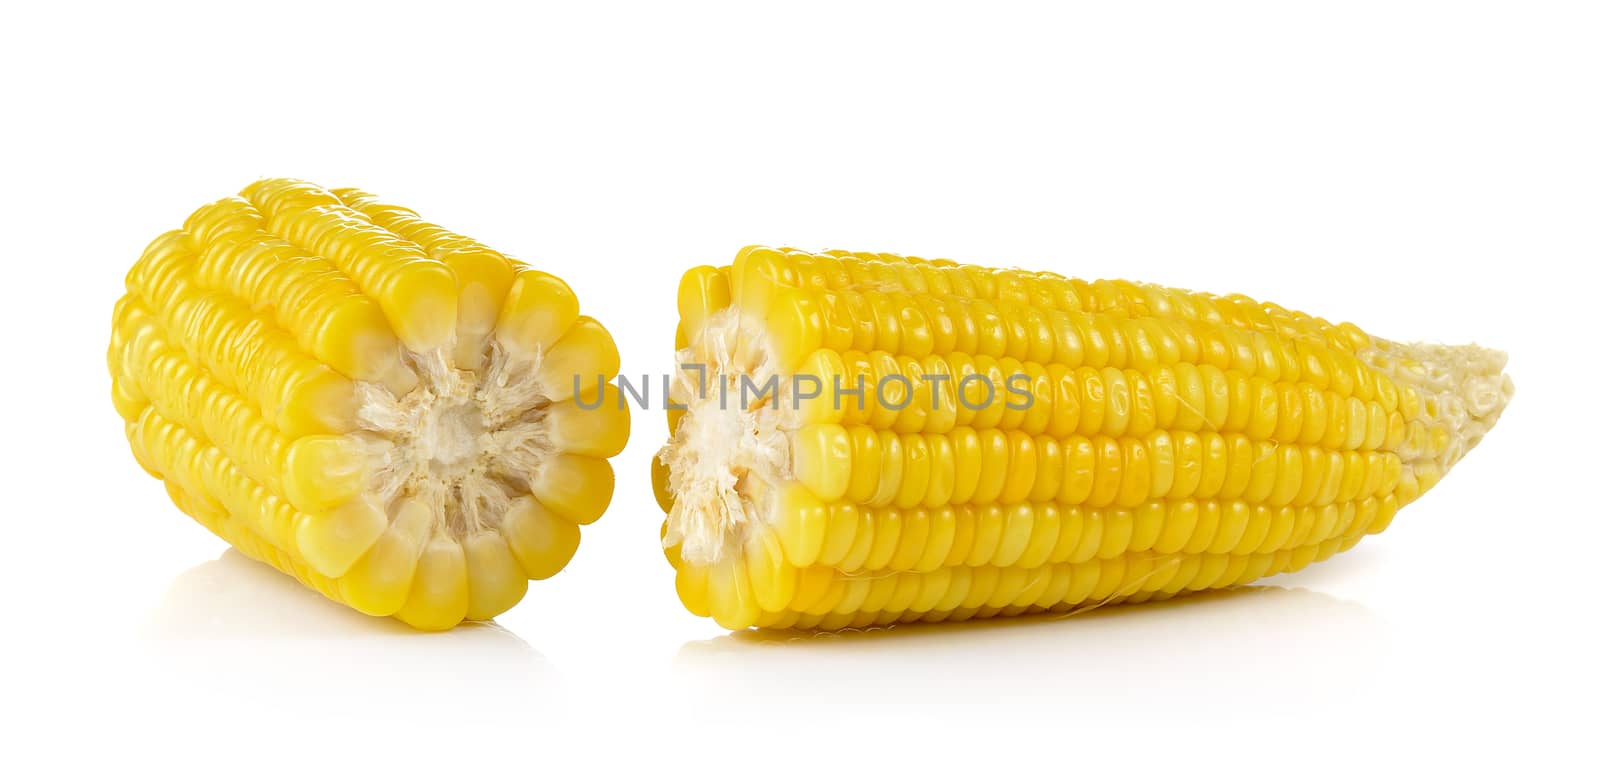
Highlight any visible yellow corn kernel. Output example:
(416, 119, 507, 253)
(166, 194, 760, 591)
(655, 246, 1512, 630)
(394, 535, 470, 631)
(109, 179, 628, 630)
(339, 499, 431, 616)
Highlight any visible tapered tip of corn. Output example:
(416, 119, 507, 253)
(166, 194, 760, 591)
(1360, 338, 1513, 498)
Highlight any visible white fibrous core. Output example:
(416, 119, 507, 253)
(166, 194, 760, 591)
(1360, 339, 1514, 474)
(353, 344, 555, 537)
(657, 309, 793, 566)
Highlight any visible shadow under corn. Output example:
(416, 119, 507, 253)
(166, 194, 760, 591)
(140, 549, 560, 722)
(675, 583, 1388, 709)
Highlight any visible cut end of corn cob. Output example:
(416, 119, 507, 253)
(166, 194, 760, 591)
(655, 246, 1511, 631)
(657, 308, 794, 567)
(109, 179, 629, 630)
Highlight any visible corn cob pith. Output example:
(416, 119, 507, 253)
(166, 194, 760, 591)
(109, 179, 628, 630)
(655, 247, 1512, 630)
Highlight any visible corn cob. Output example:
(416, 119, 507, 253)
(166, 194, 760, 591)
(109, 179, 628, 630)
(655, 246, 1512, 630)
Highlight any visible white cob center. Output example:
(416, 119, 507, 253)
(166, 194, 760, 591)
(353, 345, 557, 537)
(658, 309, 793, 565)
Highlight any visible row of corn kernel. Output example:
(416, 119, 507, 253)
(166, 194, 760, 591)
(334, 187, 474, 256)
(825, 350, 1401, 446)
(128, 406, 302, 555)
(791, 249, 1363, 352)
(108, 296, 152, 422)
(681, 260, 1394, 430)
(755, 275, 1376, 390)
(244, 179, 458, 352)
(799, 422, 1401, 510)
(164, 478, 348, 606)
(186, 197, 412, 391)
(331, 187, 520, 373)
(182, 194, 263, 243)
(749, 248, 1362, 354)
(765, 494, 1397, 574)
(704, 254, 1401, 415)
(715, 531, 1363, 630)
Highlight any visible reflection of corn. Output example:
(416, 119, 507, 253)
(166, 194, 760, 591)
(110, 179, 627, 630)
(656, 247, 1512, 630)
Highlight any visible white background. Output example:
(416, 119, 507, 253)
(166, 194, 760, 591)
(2, 2, 1596, 771)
